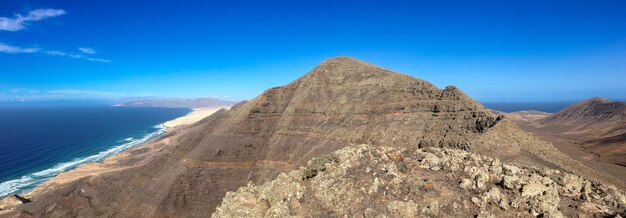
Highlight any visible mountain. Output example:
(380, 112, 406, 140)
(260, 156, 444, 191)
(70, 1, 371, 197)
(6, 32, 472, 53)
(114, 97, 237, 108)
(521, 97, 626, 172)
(1, 57, 619, 217)
(534, 97, 626, 132)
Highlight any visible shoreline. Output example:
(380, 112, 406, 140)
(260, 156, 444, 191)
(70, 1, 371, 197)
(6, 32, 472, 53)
(163, 106, 230, 130)
(0, 106, 229, 212)
(0, 127, 165, 198)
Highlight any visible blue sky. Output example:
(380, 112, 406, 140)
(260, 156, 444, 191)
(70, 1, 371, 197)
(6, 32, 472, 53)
(1, 0, 625, 102)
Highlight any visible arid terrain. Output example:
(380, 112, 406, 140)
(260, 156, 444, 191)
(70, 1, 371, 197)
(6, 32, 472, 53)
(496, 98, 626, 186)
(489, 110, 552, 125)
(530, 97, 626, 167)
(1, 57, 624, 217)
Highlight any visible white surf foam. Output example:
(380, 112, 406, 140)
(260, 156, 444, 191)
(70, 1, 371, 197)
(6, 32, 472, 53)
(0, 125, 166, 198)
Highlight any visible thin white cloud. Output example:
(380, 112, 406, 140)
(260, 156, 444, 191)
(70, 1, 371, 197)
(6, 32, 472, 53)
(0, 88, 123, 101)
(0, 9, 66, 31)
(44, 50, 66, 56)
(47, 89, 122, 97)
(64, 53, 111, 63)
(58, 52, 111, 63)
(78, 47, 96, 54)
(0, 9, 109, 62)
(83, 57, 110, 63)
(1, 42, 110, 62)
(9, 88, 40, 94)
(0, 42, 40, 53)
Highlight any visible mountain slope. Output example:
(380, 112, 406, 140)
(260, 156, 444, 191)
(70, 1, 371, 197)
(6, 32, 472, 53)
(3, 57, 619, 217)
(522, 97, 626, 174)
(534, 97, 626, 133)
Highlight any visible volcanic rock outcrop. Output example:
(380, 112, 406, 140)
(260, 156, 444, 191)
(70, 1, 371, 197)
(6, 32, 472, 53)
(2, 57, 619, 217)
(214, 144, 626, 217)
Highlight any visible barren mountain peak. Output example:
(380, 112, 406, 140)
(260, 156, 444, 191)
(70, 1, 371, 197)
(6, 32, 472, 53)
(320, 56, 371, 65)
(295, 56, 443, 99)
(302, 56, 396, 80)
(587, 96, 611, 103)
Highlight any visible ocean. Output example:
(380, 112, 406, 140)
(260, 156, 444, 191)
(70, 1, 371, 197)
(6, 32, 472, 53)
(0, 104, 190, 198)
(481, 102, 576, 113)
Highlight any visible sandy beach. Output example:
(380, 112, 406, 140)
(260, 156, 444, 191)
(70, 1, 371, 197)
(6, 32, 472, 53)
(163, 106, 229, 129)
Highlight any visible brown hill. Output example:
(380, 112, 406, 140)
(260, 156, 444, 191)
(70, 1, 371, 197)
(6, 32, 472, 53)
(1, 57, 620, 217)
(534, 97, 626, 132)
(518, 97, 626, 180)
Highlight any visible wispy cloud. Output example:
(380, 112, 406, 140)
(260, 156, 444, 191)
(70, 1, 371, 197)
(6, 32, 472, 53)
(1, 42, 110, 62)
(8, 88, 40, 94)
(44, 50, 66, 56)
(67, 54, 111, 63)
(1, 9, 110, 62)
(47, 89, 122, 97)
(46, 50, 111, 63)
(1, 88, 124, 101)
(0, 9, 66, 31)
(0, 42, 40, 53)
(78, 47, 96, 54)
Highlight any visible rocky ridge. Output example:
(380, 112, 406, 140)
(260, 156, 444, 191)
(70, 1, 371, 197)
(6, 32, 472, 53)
(214, 144, 626, 217)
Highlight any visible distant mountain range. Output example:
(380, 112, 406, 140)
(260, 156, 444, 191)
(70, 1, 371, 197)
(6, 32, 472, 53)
(114, 97, 237, 108)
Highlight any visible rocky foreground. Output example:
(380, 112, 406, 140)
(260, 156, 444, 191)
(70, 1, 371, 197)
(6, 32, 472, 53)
(214, 144, 626, 218)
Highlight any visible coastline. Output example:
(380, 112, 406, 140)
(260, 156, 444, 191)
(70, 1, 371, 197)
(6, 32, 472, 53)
(0, 106, 229, 213)
(0, 127, 165, 198)
(163, 106, 230, 130)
